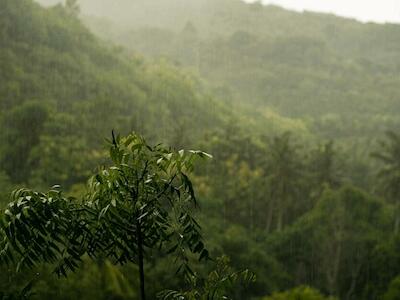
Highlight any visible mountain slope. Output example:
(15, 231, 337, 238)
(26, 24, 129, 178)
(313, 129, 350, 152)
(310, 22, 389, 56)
(0, 0, 229, 187)
(45, 0, 400, 140)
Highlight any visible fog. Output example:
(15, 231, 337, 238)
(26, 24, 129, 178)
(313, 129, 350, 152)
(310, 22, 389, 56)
(38, 0, 400, 23)
(256, 0, 400, 23)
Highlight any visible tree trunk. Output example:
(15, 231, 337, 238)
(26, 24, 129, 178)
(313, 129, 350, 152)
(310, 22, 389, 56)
(276, 195, 284, 232)
(266, 197, 274, 233)
(276, 207, 283, 232)
(395, 215, 399, 235)
(137, 220, 146, 300)
(276, 184, 285, 232)
(345, 262, 362, 300)
(326, 231, 342, 295)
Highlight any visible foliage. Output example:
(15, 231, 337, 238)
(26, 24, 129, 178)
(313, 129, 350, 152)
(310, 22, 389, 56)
(383, 276, 400, 300)
(158, 256, 255, 300)
(262, 285, 337, 300)
(263, 132, 304, 231)
(372, 131, 400, 202)
(0, 101, 49, 183)
(372, 130, 400, 233)
(83, 132, 211, 275)
(65, 0, 79, 16)
(0, 0, 225, 188)
(0, 132, 210, 299)
(268, 186, 389, 299)
(0, 187, 83, 272)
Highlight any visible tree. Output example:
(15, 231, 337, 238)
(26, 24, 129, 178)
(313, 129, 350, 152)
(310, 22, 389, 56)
(308, 141, 343, 203)
(264, 132, 304, 232)
(0, 101, 49, 183)
(372, 130, 400, 234)
(28, 135, 94, 189)
(269, 186, 386, 299)
(65, 0, 80, 17)
(310, 141, 341, 189)
(0, 132, 211, 300)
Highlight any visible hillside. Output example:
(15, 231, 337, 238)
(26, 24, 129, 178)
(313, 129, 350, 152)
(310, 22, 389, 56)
(2, 0, 318, 189)
(38, 0, 400, 140)
(0, 2, 315, 298)
(0, 0, 232, 188)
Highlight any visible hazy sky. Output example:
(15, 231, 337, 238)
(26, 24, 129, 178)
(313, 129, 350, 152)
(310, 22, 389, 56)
(255, 0, 400, 23)
(37, 0, 400, 24)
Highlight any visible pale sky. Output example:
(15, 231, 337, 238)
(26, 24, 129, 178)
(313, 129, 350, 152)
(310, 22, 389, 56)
(250, 0, 400, 24)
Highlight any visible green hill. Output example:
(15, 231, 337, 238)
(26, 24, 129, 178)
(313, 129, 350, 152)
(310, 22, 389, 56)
(0, 0, 233, 188)
(2, 0, 319, 190)
(49, 0, 400, 140)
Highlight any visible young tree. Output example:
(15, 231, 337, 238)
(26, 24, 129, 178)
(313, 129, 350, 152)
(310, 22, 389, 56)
(0, 132, 211, 300)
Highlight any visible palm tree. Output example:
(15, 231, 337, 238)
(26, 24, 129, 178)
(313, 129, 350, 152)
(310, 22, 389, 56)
(309, 141, 342, 197)
(65, 0, 80, 16)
